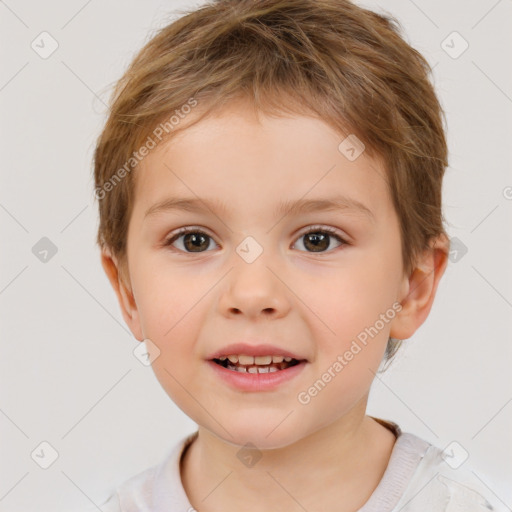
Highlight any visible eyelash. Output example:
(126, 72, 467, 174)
(162, 225, 349, 254)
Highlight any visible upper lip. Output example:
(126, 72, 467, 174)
(208, 343, 306, 361)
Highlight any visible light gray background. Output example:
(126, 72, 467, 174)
(1, 0, 511, 510)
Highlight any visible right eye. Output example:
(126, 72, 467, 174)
(163, 227, 219, 253)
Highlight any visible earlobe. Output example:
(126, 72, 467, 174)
(390, 234, 449, 340)
(100, 248, 144, 341)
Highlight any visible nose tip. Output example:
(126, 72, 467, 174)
(219, 253, 292, 320)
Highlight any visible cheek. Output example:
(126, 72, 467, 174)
(314, 266, 397, 331)
(133, 260, 207, 339)
(306, 261, 397, 371)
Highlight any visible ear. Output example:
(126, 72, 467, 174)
(390, 234, 449, 340)
(100, 248, 144, 341)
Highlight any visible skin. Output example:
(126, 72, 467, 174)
(101, 99, 449, 511)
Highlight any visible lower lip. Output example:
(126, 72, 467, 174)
(207, 360, 307, 392)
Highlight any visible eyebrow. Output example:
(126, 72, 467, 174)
(144, 195, 375, 222)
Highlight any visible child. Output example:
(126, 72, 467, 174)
(93, 0, 507, 510)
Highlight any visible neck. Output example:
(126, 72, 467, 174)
(180, 407, 397, 512)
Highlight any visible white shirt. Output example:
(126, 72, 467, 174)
(98, 417, 508, 511)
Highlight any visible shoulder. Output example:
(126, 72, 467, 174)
(98, 464, 159, 512)
(99, 431, 198, 512)
(394, 433, 508, 512)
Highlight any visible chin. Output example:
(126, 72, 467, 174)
(208, 416, 308, 451)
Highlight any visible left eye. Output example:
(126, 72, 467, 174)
(293, 226, 347, 253)
(163, 226, 347, 254)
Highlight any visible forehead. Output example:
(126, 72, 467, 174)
(132, 104, 391, 222)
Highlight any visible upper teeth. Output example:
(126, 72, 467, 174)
(221, 355, 293, 365)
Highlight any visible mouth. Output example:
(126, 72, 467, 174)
(207, 343, 308, 391)
(212, 354, 303, 374)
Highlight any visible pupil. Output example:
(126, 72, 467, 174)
(184, 233, 208, 252)
(305, 232, 328, 252)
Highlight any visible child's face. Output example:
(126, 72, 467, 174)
(106, 100, 414, 449)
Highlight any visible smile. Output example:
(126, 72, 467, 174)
(208, 355, 307, 392)
(213, 354, 301, 373)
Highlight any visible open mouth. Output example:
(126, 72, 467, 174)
(212, 355, 302, 374)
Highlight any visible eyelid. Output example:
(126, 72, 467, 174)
(296, 224, 350, 243)
(297, 224, 341, 236)
(163, 225, 218, 247)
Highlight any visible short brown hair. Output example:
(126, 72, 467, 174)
(93, 0, 449, 367)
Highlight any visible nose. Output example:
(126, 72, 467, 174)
(217, 255, 291, 320)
